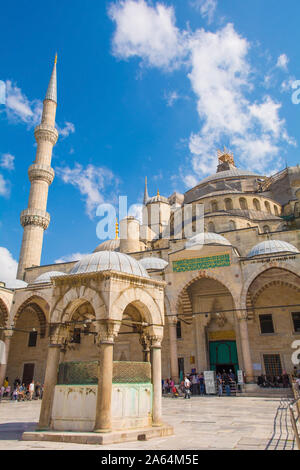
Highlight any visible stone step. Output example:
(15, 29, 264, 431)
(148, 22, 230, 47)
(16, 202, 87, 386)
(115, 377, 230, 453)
(22, 424, 174, 446)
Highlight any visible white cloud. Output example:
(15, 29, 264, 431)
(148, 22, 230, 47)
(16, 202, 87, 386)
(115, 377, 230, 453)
(0, 174, 10, 197)
(4, 80, 43, 126)
(108, 0, 186, 69)
(1, 80, 75, 138)
(55, 252, 88, 264)
(190, 0, 217, 23)
(0, 247, 18, 281)
(249, 97, 284, 139)
(109, 2, 294, 182)
(57, 121, 75, 138)
(56, 163, 119, 218)
(128, 203, 143, 223)
(0, 153, 15, 171)
(164, 90, 180, 107)
(276, 53, 289, 70)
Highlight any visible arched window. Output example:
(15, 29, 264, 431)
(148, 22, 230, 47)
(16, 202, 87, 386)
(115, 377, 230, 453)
(229, 220, 236, 230)
(211, 200, 218, 212)
(274, 205, 279, 216)
(208, 222, 215, 232)
(264, 201, 271, 214)
(253, 198, 261, 211)
(263, 225, 270, 233)
(225, 198, 233, 210)
(176, 321, 182, 339)
(239, 197, 248, 210)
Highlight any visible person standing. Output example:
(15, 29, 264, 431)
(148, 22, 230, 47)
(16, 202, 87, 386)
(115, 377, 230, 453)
(184, 376, 191, 399)
(199, 373, 205, 396)
(217, 373, 223, 397)
(223, 373, 231, 397)
(29, 380, 35, 400)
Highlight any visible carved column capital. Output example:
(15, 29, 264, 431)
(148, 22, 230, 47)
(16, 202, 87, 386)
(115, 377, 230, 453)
(97, 320, 120, 344)
(149, 335, 162, 349)
(167, 315, 178, 326)
(2, 329, 14, 339)
(49, 324, 67, 347)
(139, 332, 151, 351)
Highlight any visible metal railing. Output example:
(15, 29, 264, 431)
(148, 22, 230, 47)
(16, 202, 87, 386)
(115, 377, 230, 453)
(290, 380, 300, 450)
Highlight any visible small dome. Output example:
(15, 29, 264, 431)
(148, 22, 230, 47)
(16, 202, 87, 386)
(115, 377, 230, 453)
(3, 279, 28, 289)
(33, 271, 67, 284)
(186, 232, 232, 249)
(247, 240, 299, 258)
(93, 239, 120, 253)
(70, 251, 149, 278)
(139, 257, 169, 270)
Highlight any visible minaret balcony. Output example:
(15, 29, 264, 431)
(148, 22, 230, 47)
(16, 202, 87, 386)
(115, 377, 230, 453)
(20, 208, 50, 230)
(34, 124, 58, 145)
(28, 164, 55, 185)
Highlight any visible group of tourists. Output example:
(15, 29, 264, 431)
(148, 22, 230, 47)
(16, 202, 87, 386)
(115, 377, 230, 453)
(0, 377, 43, 402)
(257, 372, 291, 388)
(162, 369, 237, 398)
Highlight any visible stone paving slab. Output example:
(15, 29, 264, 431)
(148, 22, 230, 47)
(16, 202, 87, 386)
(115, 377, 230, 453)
(0, 396, 291, 450)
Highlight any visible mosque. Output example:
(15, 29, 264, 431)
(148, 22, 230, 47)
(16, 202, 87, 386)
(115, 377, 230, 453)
(1, 57, 300, 422)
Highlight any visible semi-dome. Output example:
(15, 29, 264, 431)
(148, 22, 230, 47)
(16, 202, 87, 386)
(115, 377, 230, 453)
(93, 239, 120, 253)
(186, 232, 232, 249)
(3, 279, 28, 289)
(139, 257, 168, 270)
(33, 271, 67, 284)
(247, 240, 299, 258)
(70, 251, 149, 278)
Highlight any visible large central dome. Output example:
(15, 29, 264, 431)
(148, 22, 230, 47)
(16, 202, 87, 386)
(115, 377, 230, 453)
(70, 251, 149, 278)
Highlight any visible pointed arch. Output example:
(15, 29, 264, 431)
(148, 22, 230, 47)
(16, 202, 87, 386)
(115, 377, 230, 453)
(241, 263, 300, 310)
(12, 294, 50, 338)
(51, 286, 107, 323)
(111, 287, 163, 326)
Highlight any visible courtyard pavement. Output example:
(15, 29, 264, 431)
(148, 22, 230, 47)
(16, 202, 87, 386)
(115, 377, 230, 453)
(0, 396, 296, 450)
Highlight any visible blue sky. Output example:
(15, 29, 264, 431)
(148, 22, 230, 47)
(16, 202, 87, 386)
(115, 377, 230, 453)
(1, 0, 300, 278)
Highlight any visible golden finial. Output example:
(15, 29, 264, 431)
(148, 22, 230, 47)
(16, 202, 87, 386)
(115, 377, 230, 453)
(54, 53, 58, 64)
(115, 218, 119, 239)
(157, 189, 160, 196)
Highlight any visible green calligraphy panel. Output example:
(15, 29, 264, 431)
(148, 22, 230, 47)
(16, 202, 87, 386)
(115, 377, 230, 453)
(172, 253, 230, 272)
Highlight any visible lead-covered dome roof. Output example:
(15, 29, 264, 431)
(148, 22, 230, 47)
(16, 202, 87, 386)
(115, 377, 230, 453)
(197, 168, 259, 186)
(70, 251, 149, 278)
(186, 232, 232, 249)
(33, 271, 66, 284)
(93, 239, 120, 253)
(139, 257, 169, 270)
(247, 240, 299, 258)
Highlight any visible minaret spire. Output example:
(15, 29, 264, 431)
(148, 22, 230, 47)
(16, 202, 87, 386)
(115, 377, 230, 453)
(17, 56, 59, 279)
(143, 176, 149, 205)
(45, 53, 57, 103)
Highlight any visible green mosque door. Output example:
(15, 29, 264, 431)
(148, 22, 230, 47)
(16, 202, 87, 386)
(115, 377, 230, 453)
(209, 341, 239, 375)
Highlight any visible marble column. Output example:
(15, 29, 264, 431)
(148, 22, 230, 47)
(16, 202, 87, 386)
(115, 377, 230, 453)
(150, 336, 163, 427)
(168, 316, 179, 383)
(0, 330, 13, 387)
(94, 321, 119, 433)
(239, 315, 254, 383)
(38, 342, 61, 429)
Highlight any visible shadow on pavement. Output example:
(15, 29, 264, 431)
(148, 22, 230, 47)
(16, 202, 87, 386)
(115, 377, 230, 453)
(0, 422, 37, 440)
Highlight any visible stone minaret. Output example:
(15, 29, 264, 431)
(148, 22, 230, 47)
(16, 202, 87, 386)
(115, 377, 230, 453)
(17, 55, 59, 280)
